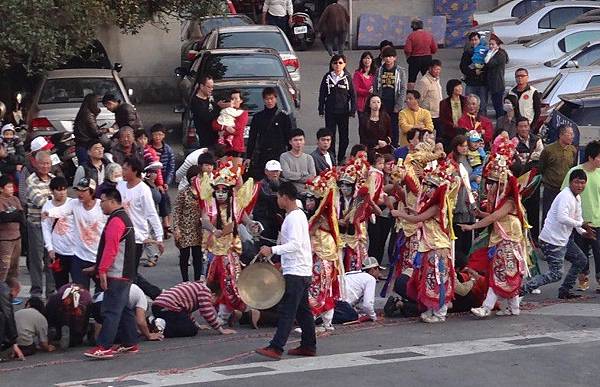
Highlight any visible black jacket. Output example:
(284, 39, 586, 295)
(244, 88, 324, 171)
(247, 106, 292, 160)
(459, 48, 485, 87)
(318, 70, 357, 115)
(484, 49, 509, 94)
(0, 282, 17, 350)
(310, 148, 336, 175)
(115, 103, 142, 130)
(74, 105, 101, 147)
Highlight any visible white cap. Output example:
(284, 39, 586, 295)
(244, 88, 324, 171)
(1, 123, 15, 136)
(30, 136, 51, 153)
(265, 160, 282, 171)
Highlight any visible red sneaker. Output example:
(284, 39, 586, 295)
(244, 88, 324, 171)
(287, 346, 316, 357)
(255, 346, 282, 360)
(84, 346, 115, 359)
(115, 344, 139, 354)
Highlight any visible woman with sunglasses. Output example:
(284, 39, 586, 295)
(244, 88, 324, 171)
(318, 54, 356, 165)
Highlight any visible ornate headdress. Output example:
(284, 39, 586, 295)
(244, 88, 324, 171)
(422, 160, 455, 188)
(389, 158, 406, 185)
(211, 158, 241, 187)
(306, 169, 338, 198)
(484, 134, 518, 183)
(338, 154, 369, 184)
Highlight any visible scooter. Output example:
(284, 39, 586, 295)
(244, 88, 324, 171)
(289, 0, 316, 51)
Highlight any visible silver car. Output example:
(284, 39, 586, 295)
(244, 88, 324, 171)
(27, 68, 133, 135)
(475, 1, 600, 44)
(505, 40, 600, 88)
(537, 64, 600, 106)
(473, 0, 549, 26)
(503, 22, 600, 67)
(201, 25, 301, 83)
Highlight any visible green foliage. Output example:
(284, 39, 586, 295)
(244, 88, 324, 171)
(0, 0, 225, 75)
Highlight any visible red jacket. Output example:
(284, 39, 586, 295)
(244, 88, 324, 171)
(438, 95, 467, 140)
(404, 30, 438, 58)
(212, 110, 249, 153)
(352, 70, 374, 113)
(457, 113, 494, 144)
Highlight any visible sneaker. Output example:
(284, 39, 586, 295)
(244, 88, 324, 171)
(315, 326, 327, 334)
(11, 298, 23, 305)
(255, 346, 282, 360)
(59, 326, 70, 350)
(576, 274, 590, 291)
(84, 346, 115, 359)
(421, 315, 445, 323)
(471, 307, 491, 318)
(115, 344, 139, 354)
(558, 291, 583, 300)
(323, 324, 335, 331)
(293, 327, 303, 335)
(531, 289, 541, 294)
(287, 346, 316, 356)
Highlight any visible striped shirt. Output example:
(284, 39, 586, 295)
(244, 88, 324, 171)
(26, 172, 54, 224)
(153, 282, 220, 330)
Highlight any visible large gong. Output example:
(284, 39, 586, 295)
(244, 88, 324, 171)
(238, 262, 285, 310)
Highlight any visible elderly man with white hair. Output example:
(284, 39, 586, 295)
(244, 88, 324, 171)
(457, 94, 494, 145)
(25, 151, 55, 297)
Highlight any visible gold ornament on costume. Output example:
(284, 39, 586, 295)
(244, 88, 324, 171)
(211, 157, 241, 187)
(306, 169, 338, 198)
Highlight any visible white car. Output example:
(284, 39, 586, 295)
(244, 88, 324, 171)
(537, 64, 600, 106)
(201, 25, 301, 83)
(476, 1, 600, 44)
(473, 0, 549, 26)
(504, 40, 600, 87)
(503, 22, 600, 67)
(27, 68, 134, 135)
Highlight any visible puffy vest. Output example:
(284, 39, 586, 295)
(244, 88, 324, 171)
(508, 86, 537, 123)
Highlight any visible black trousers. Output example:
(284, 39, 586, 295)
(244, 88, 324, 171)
(325, 112, 350, 164)
(407, 55, 432, 83)
(179, 245, 203, 282)
(270, 275, 316, 351)
(453, 223, 472, 270)
(368, 216, 393, 265)
(152, 305, 199, 338)
(332, 301, 358, 324)
(524, 187, 541, 242)
(135, 244, 162, 299)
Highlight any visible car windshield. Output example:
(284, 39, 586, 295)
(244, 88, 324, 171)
(547, 41, 590, 66)
(39, 77, 123, 104)
(217, 31, 289, 52)
(515, 9, 540, 25)
(213, 86, 287, 116)
(203, 54, 287, 79)
(200, 17, 252, 35)
(525, 28, 561, 47)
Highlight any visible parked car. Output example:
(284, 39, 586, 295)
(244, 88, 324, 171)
(536, 64, 600, 106)
(175, 48, 300, 110)
(540, 87, 600, 155)
(27, 67, 134, 136)
(474, 1, 600, 44)
(473, 0, 549, 26)
(503, 22, 600, 67)
(180, 78, 298, 151)
(180, 14, 254, 71)
(201, 25, 301, 83)
(504, 40, 600, 87)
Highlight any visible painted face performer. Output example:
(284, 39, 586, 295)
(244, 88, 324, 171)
(302, 170, 342, 330)
(337, 154, 371, 273)
(199, 159, 259, 323)
(382, 141, 445, 297)
(395, 161, 458, 323)
(460, 135, 526, 318)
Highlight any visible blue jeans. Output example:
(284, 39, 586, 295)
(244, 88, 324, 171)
(97, 279, 138, 348)
(75, 146, 89, 166)
(490, 90, 506, 119)
(524, 236, 587, 294)
(270, 275, 316, 351)
(465, 85, 487, 115)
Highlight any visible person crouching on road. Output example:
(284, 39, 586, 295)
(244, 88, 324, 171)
(84, 188, 138, 359)
(256, 182, 316, 360)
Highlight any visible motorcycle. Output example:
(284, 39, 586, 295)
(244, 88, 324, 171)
(288, 0, 316, 51)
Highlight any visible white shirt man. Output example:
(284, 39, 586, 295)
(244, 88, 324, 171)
(116, 180, 163, 245)
(342, 256, 380, 321)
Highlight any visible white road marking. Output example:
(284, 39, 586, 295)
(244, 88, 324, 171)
(524, 303, 600, 317)
(57, 327, 600, 387)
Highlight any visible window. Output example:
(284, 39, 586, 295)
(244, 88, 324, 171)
(539, 7, 595, 29)
(562, 30, 600, 52)
(39, 78, 123, 104)
(574, 45, 600, 66)
(587, 75, 600, 89)
(217, 31, 289, 52)
(213, 86, 287, 117)
(512, 0, 547, 18)
(202, 54, 287, 80)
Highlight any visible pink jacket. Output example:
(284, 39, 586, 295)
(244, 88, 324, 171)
(352, 70, 374, 113)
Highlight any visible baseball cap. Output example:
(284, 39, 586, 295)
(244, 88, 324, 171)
(265, 160, 282, 171)
(30, 136, 53, 153)
(144, 160, 163, 172)
(1, 123, 15, 136)
(74, 177, 97, 191)
(468, 130, 482, 142)
(362, 256, 383, 270)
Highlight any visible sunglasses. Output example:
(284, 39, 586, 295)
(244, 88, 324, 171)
(334, 61, 345, 65)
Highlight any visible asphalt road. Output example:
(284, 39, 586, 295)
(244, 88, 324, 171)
(3, 48, 600, 386)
